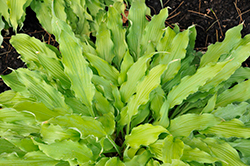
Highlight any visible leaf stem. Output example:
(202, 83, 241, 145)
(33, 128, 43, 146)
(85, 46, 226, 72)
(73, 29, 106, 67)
(107, 136, 122, 157)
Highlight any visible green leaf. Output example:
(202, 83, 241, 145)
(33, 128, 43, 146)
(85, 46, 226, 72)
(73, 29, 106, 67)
(121, 62, 173, 128)
(140, 7, 169, 56)
(107, 3, 127, 68)
(59, 30, 95, 116)
(96, 22, 115, 63)
(94, 90, 114, 115)
(1, 72, 27, 95)
(216, 79, 250, 108)
(125, 149, 152, 166)
(167, 61, 229, 109)
(0, 138, 26, 157)
(127, 0, 149, 60)
(125, 124, 168, 149)
(200, 42, 250, 92)
(200, 24, 243, 67)
(15, 69, 70, 112)
(0, 151, 59, 166)
(203, 138, 247, 166)
(98, 112, 115, 135)
(37, 139, 93, 164)
(212, 102, 249, 120)
(118, 50, 134, 85)
(105, 157, 125, 166)
(85, 52, 119, 85)
(162, 135, 184, 163)
(168, 114, 221, 137)
(229, 139, 250, 157)
(30, 0, 53, 33)
(120, 52, 154, 103)
(201, 119, 250, 138)
(14, 101, 67, 121)
(49, 114, 107, 139)
(0, 16, 4, 45)
(202, 93, 217, 113)
(162, 159, 189, 166)
(181, 144, 218, 164)
(10, 34, 57, 70)
(148, 140, 164, 161)
(41, 123, 80, 144)
(37, 53, 71, 89)
(7, 0, 29, 31)
(0, 108, 39, 136)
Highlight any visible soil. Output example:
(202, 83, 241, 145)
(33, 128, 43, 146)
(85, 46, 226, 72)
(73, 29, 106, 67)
(1, 0, 250, 92)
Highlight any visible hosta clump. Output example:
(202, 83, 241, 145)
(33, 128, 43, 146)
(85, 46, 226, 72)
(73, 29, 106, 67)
(1, 1, 250, 165)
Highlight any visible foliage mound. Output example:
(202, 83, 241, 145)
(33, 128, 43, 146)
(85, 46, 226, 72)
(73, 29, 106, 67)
(1, 0, 250, 165)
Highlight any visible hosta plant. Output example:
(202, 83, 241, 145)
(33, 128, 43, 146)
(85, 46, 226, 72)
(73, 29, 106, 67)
(0, 0, 125, 44)
(1, 0, 250, 165)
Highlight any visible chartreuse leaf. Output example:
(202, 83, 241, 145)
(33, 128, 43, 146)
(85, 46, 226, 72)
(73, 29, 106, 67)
(85, 52, 119, 85)
(96, 157, 109, 166)
(160, 25, 189, 65)
(10, 137, 39, 153)
(10, 34, 57, 70)
(122, 63, 173, 129)
(49, 114, 107, 139)
(201, 93, 217, 113)
(167, 61, 229, 109)
(14, 68, 70, 112)
(36, 139, 93, 164)
(125, 149, 152, 166)
(92, 75, 114, 101)
(162, 159, 189, 166)
(127, 0, 149, 60)
(7, 0, 29, 31)
(125, 124, 168, 149)
(216, 79, 250, 108)
(160, 29, 190, 84)
(94, 90, 115, 115)
(200, 24, 243, 68)
(41, 123, 80, 144)
(0, 108, 39, 137)
(96, 22, 115, 64)
(162, 135, 184, 163)
(168, 114, 221, 137)
(201, 119, 250, 138)
(118, 51, 134, 85)
(0, 151, 59, 166)
(200, 43, 250, 92)
(146, 159, 160, 166)
(140, 7, 168, 56)
(59, 31, 95, 116)
(148, 140, 164, 161)
(0, 16, 4, 45)
(150, 86, 165, 120)
(120, 52, 154, 103)
(64, 97, 90, 115)
(105, 157, 125, 166)
(1, 72, 29, 97)
(0, 90, 34, 108)
(98, 112, 115, 135)
(181, 144, 218, 164)
(107, 3, 127, 68)
(0, 0, 9, 21)
(203, 138, 247, 166)
(37, 53, 71, 89)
